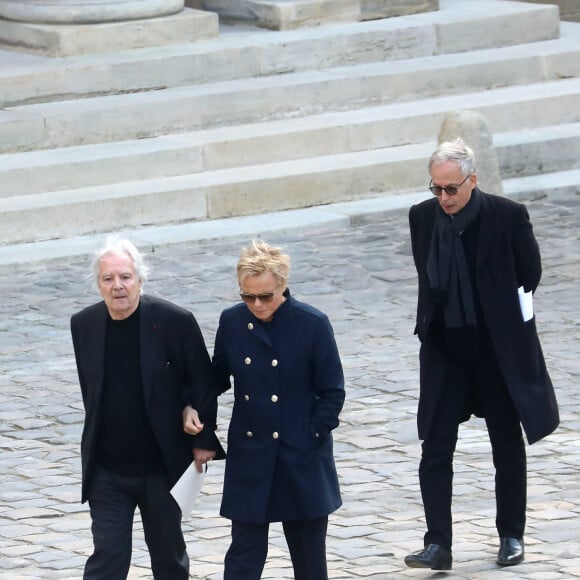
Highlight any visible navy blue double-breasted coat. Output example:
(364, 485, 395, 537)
(213, 291, 345, 524)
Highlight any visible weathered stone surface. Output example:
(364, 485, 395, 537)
(188, 0, 438, 30)
(0, 0, 183, 24)
(513, 0, 580, 23)
(438, 110, 504, 195)
(0, 7, 217, 56)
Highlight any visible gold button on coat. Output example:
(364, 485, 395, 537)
(244, 394, 250, 401)
(272, 432, 279, 439)
(246, 431, 253, 438)
(271, 395, 278, 403)
(244, 357, 252, 365)
(247, 322, 254, 330)
(271, 359, 278, 367)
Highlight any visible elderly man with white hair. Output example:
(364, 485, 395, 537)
(71, 236, 223, 580)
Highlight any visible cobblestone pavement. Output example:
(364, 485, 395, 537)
(1, 197, 579, 579)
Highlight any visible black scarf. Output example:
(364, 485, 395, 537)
(426, 188, 481, 329)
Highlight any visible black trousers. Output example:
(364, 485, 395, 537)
(419, 346, 526, 551)
(84, 466, 188, 580)
(224, 516, 329, 580)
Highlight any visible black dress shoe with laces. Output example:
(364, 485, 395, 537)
(404, 544, 452, 570)
(497, 537, 524, 566)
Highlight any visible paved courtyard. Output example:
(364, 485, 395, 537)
(0, 197, 579, 579)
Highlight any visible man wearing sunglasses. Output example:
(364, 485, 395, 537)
(405, 139, 559, 570)
(209, 240, 345, 579)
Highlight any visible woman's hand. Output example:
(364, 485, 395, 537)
(183, 405, 204, 435)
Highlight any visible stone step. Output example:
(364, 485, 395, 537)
(1, 0, 578, 247)
(0, 0, 560, 108)
(495, 122, 580, 178)
(189, 0, 437, 29)
(3, 25, 580, 155)
(503, 168, 580, 201)
(3, 123, 580, 244)
(0, 144, 433, 244)
(0, 168, 577, 266)
(2, 77, 580, 197)
(189, 0, 362, 29)
(0, 7, 219, 58)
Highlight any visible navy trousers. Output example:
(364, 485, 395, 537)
(224, 516, 329, 580)
(84, 466, 189, 580)
(419, 346, 527, 551)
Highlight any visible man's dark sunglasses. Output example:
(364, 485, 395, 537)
(429, 175, 470, 197)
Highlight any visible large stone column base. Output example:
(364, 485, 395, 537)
(187, 0, 438, 30)
(0, 8, 218, 57)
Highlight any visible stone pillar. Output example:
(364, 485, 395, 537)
(438, 111, 504, 195)
(0, 0, 218, 56)
(0, 0, 184, 24)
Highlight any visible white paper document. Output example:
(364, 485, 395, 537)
(170, 462, 206, 517)
(518, 286, 534, 322)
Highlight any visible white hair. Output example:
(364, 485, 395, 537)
(92, 235, 148, 291)
(429, 138, 477, 177)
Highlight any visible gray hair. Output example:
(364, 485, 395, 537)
(92, 235, 148, 291)
(428, 138, 476, 177)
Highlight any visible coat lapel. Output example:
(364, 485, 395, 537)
(476, 191, 502, 271)
(138, 296, 159, 405)
(90, 303, 108, 407)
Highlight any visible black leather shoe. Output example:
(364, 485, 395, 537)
(404, 544, 452, 570)
(497, 537, 524, 566)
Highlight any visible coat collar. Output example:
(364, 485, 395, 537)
(137, 295, 160, 402)
(242, 289, 293, 347)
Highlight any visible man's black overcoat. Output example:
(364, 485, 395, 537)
(71, 294, 223, 502)
(409, 190, 559, 444)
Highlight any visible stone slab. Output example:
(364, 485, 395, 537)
(495, 122, 580, 178)
(0, 0, 577, 249)
(513, 0, 580, 23)
(2, 77, 580, 198)
(0, 8, 218, 57)
(4, 32, 580, 155)
(0, 181, 565, 266)
(6, 123, 580, 244)
(0, 0, 562, 106)
(0, 177, 209, 243)
(361, 0, 438, 20)
(188, 0, 438, 30)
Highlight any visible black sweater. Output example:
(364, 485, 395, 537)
(97, 306, 165, 476)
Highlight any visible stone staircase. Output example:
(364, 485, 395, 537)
(1, 0, 580, 246)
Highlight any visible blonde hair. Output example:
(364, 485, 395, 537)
(237, 240, 290, 286)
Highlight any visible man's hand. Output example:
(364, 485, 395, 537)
(193, 448, 216, 473)
(183, 405, 204, 435)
